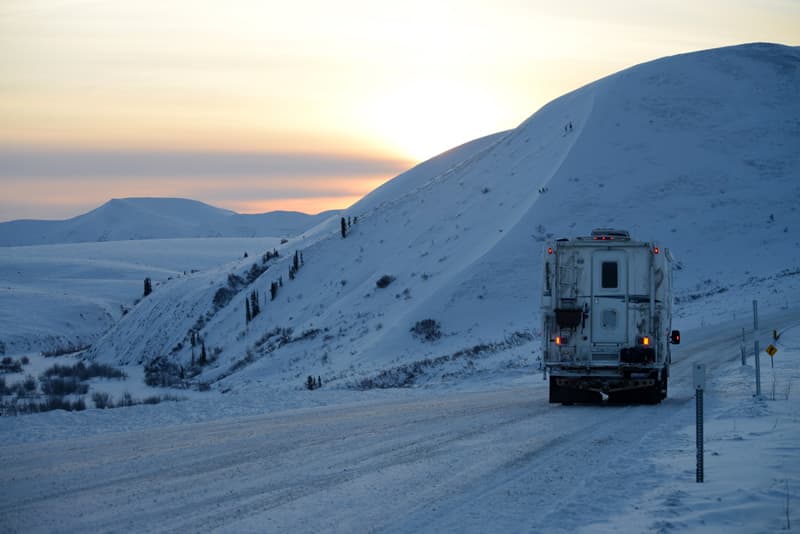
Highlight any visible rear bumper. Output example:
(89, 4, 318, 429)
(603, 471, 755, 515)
(551, 374, 657, 394)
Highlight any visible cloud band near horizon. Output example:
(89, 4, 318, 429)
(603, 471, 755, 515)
(0, 147, 413, 179)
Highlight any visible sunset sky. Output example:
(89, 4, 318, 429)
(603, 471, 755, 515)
(1, 1, 798, 221)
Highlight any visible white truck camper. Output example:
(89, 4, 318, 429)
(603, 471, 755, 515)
(541, 229, 680, 404)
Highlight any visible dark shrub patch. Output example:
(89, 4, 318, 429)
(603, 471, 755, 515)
(144, 357, 186, 388)
(92, 392, 112, 409)
(42, 362, 126, 381)
(410, 319, 442, 342)
(0, 357, 22, 373)
(40, 377, 88, 396)
(376, 275, 396, 289)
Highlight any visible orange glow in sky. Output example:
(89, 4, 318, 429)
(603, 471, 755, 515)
(0, 0, 797, 221)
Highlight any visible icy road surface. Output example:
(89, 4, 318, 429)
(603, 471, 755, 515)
(2, 313, 797, 533)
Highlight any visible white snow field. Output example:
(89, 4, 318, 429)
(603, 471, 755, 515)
(0, 237, 282, 355)
(1, 43, 799, 532)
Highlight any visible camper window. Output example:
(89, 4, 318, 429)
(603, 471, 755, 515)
(601, 262, 618, 288)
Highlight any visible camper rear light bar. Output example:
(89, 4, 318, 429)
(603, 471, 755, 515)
(590, 228, 630, 241)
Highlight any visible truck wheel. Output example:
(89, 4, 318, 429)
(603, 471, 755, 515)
(549, 377, 565, 404)
(641, 384, 662, 405)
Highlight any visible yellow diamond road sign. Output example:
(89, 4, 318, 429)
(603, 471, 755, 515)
(766, 344, 778, 357)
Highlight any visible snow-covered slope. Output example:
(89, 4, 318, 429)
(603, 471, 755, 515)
(0, 237, 282, 355)
(0, 197, 338, 246)
(87, 43, 800, 393)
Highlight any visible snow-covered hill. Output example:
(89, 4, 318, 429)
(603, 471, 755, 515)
(85, 43, 800, 394)
(0, 197, 338, 246)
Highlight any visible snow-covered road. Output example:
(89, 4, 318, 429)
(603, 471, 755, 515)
(3, 311, 798, 533)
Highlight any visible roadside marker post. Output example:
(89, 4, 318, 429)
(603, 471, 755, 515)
(753, 300, 761, 398)
(694, 363, 706, 483)
(741, 328, 746, 365)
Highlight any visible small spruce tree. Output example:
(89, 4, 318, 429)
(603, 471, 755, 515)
(143, 277, 153, 297)
(251, 291, 260, 317)
(340, 217, 347, 238)
(200, 341, 208, 366)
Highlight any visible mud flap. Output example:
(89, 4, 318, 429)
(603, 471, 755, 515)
(549, 377, 603, 404)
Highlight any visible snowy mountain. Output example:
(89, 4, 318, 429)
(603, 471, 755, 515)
(0, 197, 338, 246)
(85, 42, 800, 392)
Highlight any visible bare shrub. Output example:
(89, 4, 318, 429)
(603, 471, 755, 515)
(410, 319, 442, 342)
(144, 357, 185, 387)
(92, 392, 113, 409)
(0, 356, 22, 373)
(117, 392, 135, 407)
(22, 375, 36, 394)
(376, 275, 396, 289)
(42, 362, 126, 381)
(40, 377, 88, 396)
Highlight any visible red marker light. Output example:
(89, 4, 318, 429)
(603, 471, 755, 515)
(547, 247, 554, 255)
(653, 246, 660, 254)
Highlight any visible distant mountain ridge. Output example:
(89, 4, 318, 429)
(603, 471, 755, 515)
(0, 197, 339, 245)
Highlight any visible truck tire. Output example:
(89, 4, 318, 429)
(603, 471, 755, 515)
(641, 386, 663, 405)
(549, 376, 567, 404)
